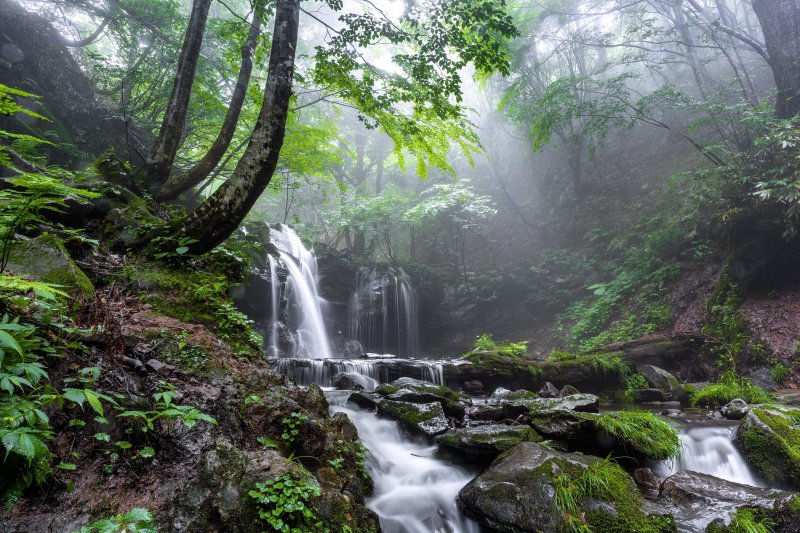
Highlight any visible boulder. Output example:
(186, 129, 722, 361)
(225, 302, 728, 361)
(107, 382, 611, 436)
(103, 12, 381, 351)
(510, 393, 600, 414)
(331, 372, 375, 391)
(377, 400, 449, 438)
(638, 364, 680, 395)
(5, 233, 94, 297)
(636, 388, 668, 402)
(436, 424, 541, 464)
(734, 406, 800, 489)
(376, 377, 470, 422)
(458, 442, 674, 533)
(461, 380, 484, 395)
(346, 391, 381, 411)
(720, 398, 749, 420)
(632, 468, 661, 500)
(559, 384, 580, 397)
(654, 470, 794, 532)
(538, 381, 560, 398)
(749, 367, 779, 392)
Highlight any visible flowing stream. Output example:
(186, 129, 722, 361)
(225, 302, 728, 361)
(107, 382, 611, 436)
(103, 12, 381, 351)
(327, 390, 481, 533)
(652, 420, 762, 487)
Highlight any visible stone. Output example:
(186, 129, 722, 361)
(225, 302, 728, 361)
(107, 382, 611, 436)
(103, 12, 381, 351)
(538, 381, 560, 398)
(458, 442, 673, 533)
(5, 233, 94, 297)
(146, 358, 175, 376)
(636, 388, 668, 402)
(346, 391, 382, 411)
(461, 380, 484, 395)
(637, 364, 680, 395)
(378, 399, 449, 438)
(377, 377, 470, 423)
(510, 393, 600, 414)
(734, 406, 800, 489)
(653, 470, 794, 532)
(343, 340, 363, 358)
(436, 424, 541, 464)
(749, 367, 779, 392)
(720, 398, 749, 420)
(559, 384, 580, 397)
(331, 372, 375, 391)
(632, 468, 661, 500)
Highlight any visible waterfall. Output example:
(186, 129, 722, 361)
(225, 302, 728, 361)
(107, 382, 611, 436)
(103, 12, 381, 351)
(652, 423, 763, 487)
(266, 254, 281, 358)
(270, 358, 445, 387)
(267, 224, 331, 359)
(327, 391, 480, 533)
(349, 265, 419, 357)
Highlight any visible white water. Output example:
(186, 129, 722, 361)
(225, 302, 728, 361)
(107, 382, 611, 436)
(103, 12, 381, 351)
(266, 254, 281, 357)
(653, 423, 763, 487)
(270, 224, 331, 359)
(272, 358, 445, 387)
(349, 266, 420, 357)
(327, 391, 480, 533)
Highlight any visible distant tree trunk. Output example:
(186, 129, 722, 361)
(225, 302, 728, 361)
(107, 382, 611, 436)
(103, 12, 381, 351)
(177, 0, 300, 253)
(146, 0, 212, 186)
(155, 7, 262, 201)
(752, 0, 800, 119)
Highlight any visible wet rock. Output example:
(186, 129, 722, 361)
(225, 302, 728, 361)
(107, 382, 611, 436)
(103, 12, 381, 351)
(377, 377, 469, 423)
(734, 406, 800, 489)
(5, 233, 95, 297)
(468, 402, 529, 423)
(346, 391, 381, 411)
(378, 400, 449, 438)
(331, 372, 374, 391)
(458, 442, 673, 533)
(436, 424, 541, 464)
(491, 387, 512, 398)
(343, 339, 364, 358)
(632, 468, 662, 500)
(638, 364, 680, 396)
(661, 409, 682, 417)
(462, 380, 484, 395)
(636, 388, 668, 402)
(654, 470, 794, 532)
(749, 367, 779, 392)
(538, 381, 560, 398)
(510, 393, 600, 414)
(559, 384, 580, 397)
(527, 409, 594, 440)
(146, 358, 175, 377)
(720, 398, 749, 420)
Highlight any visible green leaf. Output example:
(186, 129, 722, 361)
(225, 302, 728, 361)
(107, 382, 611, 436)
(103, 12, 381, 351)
(93, 432, 110, 443)
(0, 330, 22, 354)
(138, 446, 155, 458)
(84, 390, 104, 416)
(56, 462, 77, 471)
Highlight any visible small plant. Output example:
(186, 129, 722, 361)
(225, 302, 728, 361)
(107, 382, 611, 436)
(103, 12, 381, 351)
(116, 382, 217, 433)
(470, 333, 528, 357)
(623, 373, 650, 402)
(706, 507, 774, 533)
(248, 473, 322, 533)
(593, 411, 680, 460)
(771, 362, 791, 385)
(72, 507, 157, 533)
(280, 412, 307, 444)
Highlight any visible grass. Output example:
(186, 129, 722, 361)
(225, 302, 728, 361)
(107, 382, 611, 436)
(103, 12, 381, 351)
(691, 372, 771, 408)
(470, 333, 528, 357)
(593, 411, 680, 460)
(707, 507, 774, 533)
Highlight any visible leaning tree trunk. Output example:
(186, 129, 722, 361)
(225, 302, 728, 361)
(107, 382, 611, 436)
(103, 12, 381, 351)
(176, 0, 300, 253)
(146, 0, 212, 186)
(155, 6, 262, 202)
(752, 0, 800, 119)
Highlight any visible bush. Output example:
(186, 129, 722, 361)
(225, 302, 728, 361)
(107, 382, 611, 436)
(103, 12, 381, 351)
(691, 372, 771, 408)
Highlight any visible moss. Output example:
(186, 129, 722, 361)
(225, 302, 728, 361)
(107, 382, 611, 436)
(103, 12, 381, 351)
(380, 401, 440, 425)
(706, 507, 774, 533)
(6, 233, 94, 297)
(739, 407, 800, 488)
(691, 374, 771, 408)
(588, 410, 680, 460)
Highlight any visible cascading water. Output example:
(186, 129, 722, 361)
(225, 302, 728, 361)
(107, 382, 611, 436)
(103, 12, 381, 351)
(270, 358, 445, 388)
(349, 265, 419, 357)
(267, 224, 331, 359)
(327, 391, 480, 533)
(653, 421, 763, 487)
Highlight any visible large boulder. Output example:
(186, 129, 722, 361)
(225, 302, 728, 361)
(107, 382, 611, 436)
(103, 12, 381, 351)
(720, 399, 750, 420)
(376, 377, 470, 422)
(436, 425, 541, 464)
(654, 470, 795, 532)
(331, 372, 375, 391)
(377, 400, 449, 438)
(458, 442, 675, 533)
(510, 393, 600, 414)
(734, 406, 800, 489)
(5, 233, 94, 297)
(638, 364, 680, 396)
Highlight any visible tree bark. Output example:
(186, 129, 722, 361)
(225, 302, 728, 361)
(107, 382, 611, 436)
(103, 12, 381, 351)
(155, 7, 262, 201)
(146, 0, 212, 186)
(177, 0, 300, 253)
(752, 0, 800, 119)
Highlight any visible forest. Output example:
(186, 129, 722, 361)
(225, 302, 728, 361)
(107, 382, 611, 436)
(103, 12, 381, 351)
(1, 0, 800, 531)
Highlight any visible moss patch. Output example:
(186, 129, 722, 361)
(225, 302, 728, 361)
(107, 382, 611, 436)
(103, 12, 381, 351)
(738, 407, 800, 489)
(6, 233, 94, 297)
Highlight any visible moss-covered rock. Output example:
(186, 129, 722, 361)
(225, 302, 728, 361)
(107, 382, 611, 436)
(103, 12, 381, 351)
(734, 406, 800, 489)
(377, 399, 449, 438)
(376, 377, 470, 422)
(436, 424, 541, 464)
(5, 233, 94, 296)
(458, 442, 675, 533)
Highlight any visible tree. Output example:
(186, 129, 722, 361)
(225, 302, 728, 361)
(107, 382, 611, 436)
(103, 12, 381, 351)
(751, 0, 800, 119)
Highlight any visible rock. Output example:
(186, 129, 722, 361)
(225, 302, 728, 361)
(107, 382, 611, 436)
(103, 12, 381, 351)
(378, 400, 449, 438)
(377, 377, 470, 422)
(343, 340, 364, 358)
(511, 393, 600, 414)
(461, 380, 484, 395)
(436, 425, 541, 464)
(638, 364, 680, 395)
(527, 409, 594, 440)
(654, 470, 794, 532)
(468, 402, 529, 423)
(458, 442, 673, 533)
(145, 358, 175, 376)
(559, 384, 580, 397)
(632, 468, 661, 500)
(364, 352, 395, 358)
(720, 398, 750, 420)
(734, 406, 800, 489)
(661, 409, 682, 417)
(636, 388, 668, 402)
(500, 389, 537, 401)
(749, 367, 779, 392)
(346, 391, 381, 411)
(538, 381, 560, 398)
(331, 372, 375, 391)
(5, 233, 94, 297)
(492, 387, 512, 398)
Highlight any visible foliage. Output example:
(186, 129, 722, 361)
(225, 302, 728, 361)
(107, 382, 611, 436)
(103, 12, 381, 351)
(593, 411, 680, 460)
(280, 412, 307, 445)
(248, 473, 322, 533)
(691, 372, 771, 408)
(470, 333, 528, 358)
(623, 373, 650, 402)
(707, 507, 774, 533)
(771, 362, 791, 385)
(115, 382, 217, 433)
(72, 508, 158, 533)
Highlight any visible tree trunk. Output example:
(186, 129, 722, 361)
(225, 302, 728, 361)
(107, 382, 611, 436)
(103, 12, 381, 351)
(177, 0, 300, 253)
(155, 7, 262, 201)
(146, 0, 212, 186)
(752, 0, 800, 119)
